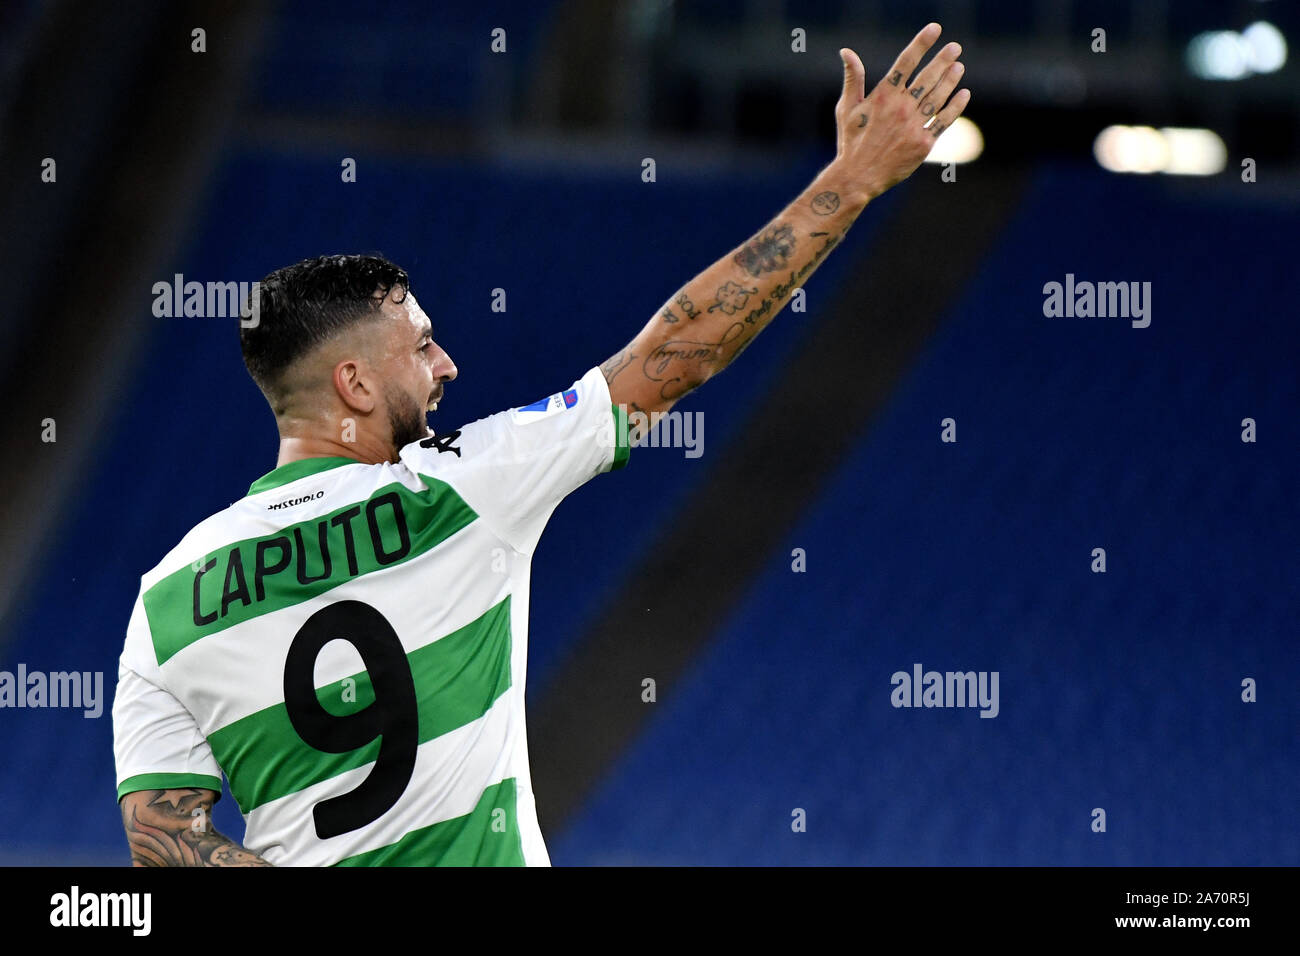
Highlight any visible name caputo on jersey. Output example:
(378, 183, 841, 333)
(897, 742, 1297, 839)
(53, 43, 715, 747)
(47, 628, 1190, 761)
(191, 490, 412, 627)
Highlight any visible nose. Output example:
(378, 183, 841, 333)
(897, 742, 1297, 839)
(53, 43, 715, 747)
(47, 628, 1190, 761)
(431, 343, 457, 382)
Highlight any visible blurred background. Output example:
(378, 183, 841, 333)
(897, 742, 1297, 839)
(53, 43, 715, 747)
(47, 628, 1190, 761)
(0, 0, 1296, 865)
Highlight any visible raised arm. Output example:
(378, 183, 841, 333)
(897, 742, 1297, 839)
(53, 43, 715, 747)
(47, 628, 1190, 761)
(121, 789, 273, 866)
(601, 22, 969, 416)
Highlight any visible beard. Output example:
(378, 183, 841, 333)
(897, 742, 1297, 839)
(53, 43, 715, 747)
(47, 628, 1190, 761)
(385, 383, 430, 451)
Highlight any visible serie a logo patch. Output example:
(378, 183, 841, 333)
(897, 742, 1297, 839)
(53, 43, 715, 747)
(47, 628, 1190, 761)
(511, 388, 579, 424)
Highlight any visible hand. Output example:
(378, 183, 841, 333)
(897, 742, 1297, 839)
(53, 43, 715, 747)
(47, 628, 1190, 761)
(833, 23, 970, 205)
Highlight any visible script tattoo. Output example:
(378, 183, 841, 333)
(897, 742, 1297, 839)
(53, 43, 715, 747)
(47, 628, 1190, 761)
(734, 224, 796, 277)
(643, 324, 746, 400)
(708, 280, 758, 315)
(810, 191, 840, 216)
(674, 291, 701, 319)
(121, 789, 272, 867)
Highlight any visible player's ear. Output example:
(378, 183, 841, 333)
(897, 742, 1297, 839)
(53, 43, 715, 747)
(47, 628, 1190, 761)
(333, 358, 376, 413)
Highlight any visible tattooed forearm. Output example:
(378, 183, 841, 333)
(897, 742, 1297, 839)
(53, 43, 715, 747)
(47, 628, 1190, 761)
(707, 280, 758, 315)
(674, 290, 701, 319)
(733, 224, 797, 277)
(725, 231, 842, 337)
(121, 789, 272, 867)
(811, 191, 840, 215)
(603, 166, 860, 414)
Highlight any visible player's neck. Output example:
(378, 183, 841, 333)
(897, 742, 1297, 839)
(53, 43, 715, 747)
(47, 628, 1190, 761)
(274, 434, 396, 468)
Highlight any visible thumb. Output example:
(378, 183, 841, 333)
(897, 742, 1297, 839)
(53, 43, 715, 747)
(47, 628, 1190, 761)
(839, 47, 865, 103)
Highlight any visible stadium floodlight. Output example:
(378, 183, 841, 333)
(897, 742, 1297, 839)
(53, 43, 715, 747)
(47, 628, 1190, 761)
(1159, 127, 1228, 175)
(1187, 22, 1287, 78)
(923, 116, 983, 164)
(1093, 125, 1226, 176)
(1242, 21, 1287, 73)
(1094, 125, 1168, 174)
(1187, 30, 1252, 80)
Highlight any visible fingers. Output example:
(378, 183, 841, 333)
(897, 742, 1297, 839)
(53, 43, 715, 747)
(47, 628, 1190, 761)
(909, 40, 962, 110)
(884, 22, 941, 88)
(839, 47, 865, 105)
(917, 59, 965, 119)
(927, 88, 971, 137)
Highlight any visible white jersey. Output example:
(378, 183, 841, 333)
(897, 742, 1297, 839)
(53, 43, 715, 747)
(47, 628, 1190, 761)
(112, 366, 630, 865)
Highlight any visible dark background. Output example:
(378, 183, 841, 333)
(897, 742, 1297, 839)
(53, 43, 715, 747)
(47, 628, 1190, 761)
(0, 0, 1295, 865)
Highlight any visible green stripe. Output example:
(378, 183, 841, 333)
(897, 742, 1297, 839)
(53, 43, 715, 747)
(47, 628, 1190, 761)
(145, 475, 478, 665)
(117, 772, 222, 802)
(333, 778, 523, 866)
(249, 456, 359, 495)
(209, 598, 512, 813)
(610, 403, 631, 471)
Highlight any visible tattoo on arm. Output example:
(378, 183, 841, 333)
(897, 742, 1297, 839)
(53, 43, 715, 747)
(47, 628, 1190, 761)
(642, 324, 746, 401)
(810, 191, 840, 215)
(121, 789, 272, 867)
(707, 280, 758, 315)
(600, 349, 635, 385)
(674, 291, 701, 320)
(733, 224, 796, 277)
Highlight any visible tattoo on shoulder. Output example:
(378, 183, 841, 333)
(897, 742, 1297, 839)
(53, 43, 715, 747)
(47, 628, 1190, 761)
(733, 224, 796, 277)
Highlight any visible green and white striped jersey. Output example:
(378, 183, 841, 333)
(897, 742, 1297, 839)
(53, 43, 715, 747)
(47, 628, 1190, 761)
(113, 366, 630, 866)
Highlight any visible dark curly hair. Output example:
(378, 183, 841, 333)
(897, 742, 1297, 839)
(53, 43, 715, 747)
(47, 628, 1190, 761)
(240, 253, 410, 400)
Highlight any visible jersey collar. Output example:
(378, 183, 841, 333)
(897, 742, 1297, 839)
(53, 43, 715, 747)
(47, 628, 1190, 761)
(248, 456, 359, 495)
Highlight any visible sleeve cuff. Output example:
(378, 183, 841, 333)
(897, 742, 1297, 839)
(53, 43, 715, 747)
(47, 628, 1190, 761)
(609, 403, 631, 471)
(117, 772, 222, 801)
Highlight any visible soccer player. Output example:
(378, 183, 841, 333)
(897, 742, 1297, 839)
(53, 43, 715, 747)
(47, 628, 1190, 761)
(112, 25, 968, 865)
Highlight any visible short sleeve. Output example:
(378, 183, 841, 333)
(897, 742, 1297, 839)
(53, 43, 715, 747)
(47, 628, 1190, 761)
(399, 366, 631, 553)
(113, 596, 223, 801)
